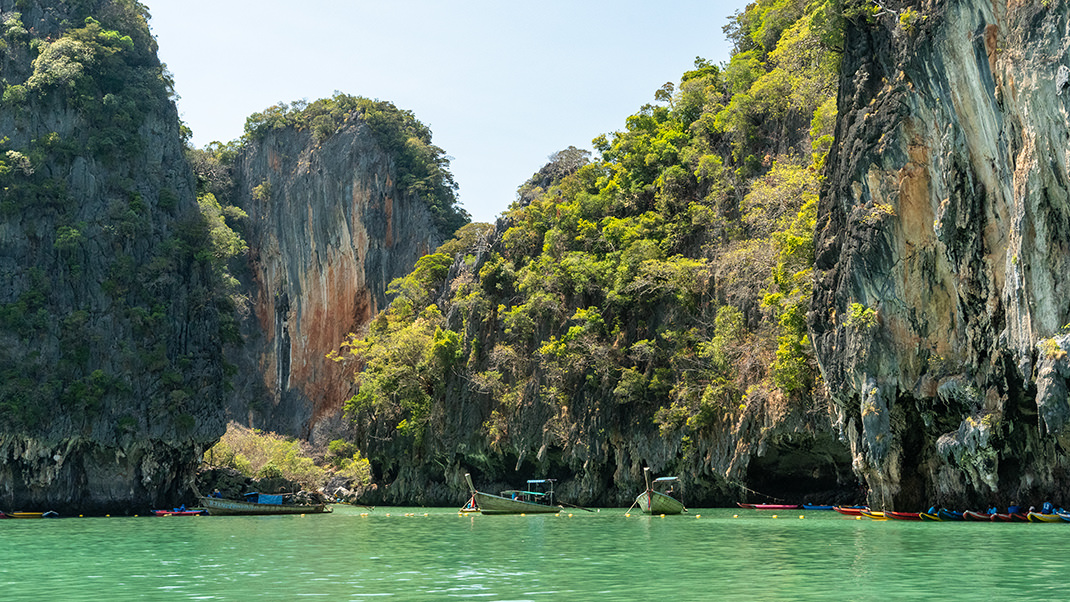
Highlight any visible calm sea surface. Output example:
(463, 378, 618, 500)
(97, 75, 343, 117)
(2, 505, 1068, 601)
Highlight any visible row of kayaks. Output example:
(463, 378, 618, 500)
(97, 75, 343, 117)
(835, 505, 1070, 522)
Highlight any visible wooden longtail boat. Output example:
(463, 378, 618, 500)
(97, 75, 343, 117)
(635, 468, 686, 515)
(884, 511, 922, 521)
(198, 493, 331, 516)
(464, 473, 562, 515)
(833, 506, 868, 516)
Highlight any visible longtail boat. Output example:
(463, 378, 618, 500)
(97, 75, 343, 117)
(834, 506, 868, 516)
(884, 511, 922, 521)
(198, 492, 331, 516)
(634, 468, 686, 515)
(464, 473, 561, 515)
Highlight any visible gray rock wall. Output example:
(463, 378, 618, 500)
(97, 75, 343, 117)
(812, 0, 1070, 509)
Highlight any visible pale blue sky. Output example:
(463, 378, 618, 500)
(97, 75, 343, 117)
(143, 0, 751, 223)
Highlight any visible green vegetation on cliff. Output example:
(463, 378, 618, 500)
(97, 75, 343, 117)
(331, 0, 846, 502)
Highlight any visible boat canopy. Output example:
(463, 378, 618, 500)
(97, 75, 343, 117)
(244, 492, 284, 505)
(500, 490, 549, 497)
(653, 477, 678, 483)
(526, 479, 555, 484)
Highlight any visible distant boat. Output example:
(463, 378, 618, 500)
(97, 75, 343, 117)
(801, 504, 835, 510)
(463, 473, 562, 515)
(860, 510, 887, 520)
(937, 509, 964, 521)
(4, 511, 58, 519)
(749, 503, 800, 510)
(198, 492, 331, 516)
(962, 510, 994, 521)
(153, 509, 208, 517)
(834, 506, 868, 516)
(884, 511, 922, 521)
(1027, 511, 1063, 523)
(634, 468, 686, 515)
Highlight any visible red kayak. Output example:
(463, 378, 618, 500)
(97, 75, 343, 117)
(884, 510, 922, 521)
(963, 510, 994, 521)
(153, 509, 207, 516)
(834, 506, 868, 516)
(751, 504, 800, 510)
(992, 513, 1029, 522)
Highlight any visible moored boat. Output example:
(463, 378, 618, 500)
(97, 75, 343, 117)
(802, 504, 835, 510)
(750, 503, 800, 510)
(464, 473, 562, 515)
(962, 510, 994, 521)
(860, 510, 887, 520)
(937, 508, 964, 521)
(6, 511, 59, 518)
(153, 509, 208, 517)
(884, 510, 921, 521)
(991, 513, 1029, 522)
(1027, 511, 1063, 523)
(634, 468, 686, 515)
(834, 506, 868, 516)
(199, 492, 331, 516)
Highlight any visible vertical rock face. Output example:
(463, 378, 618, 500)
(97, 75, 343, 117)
(229, 121, 443, 438)
(0, 0, 226, 513)
(812, 0, 1070, 508)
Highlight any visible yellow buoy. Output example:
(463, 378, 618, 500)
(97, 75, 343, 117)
(569, 513, 573, 517)
(799, 515, 804, 519)
(772, 515, 777, 519)
(733, 514, 738, 518)
(696, 515, 701, 519)
(660, 514, 666, 518)
(625, 513, 631, 517)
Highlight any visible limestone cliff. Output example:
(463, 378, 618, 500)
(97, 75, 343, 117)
(0, 0, 226, 513)
(812, 0, 1070, 508)
(227, 116, 446, 438)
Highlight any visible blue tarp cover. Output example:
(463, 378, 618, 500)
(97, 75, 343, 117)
(257, 493, 284, 505)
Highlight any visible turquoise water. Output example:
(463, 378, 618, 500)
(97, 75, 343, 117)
(2, 506, 1069, 600)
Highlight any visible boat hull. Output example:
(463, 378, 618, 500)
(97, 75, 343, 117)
(1027, 511, 1063, 523)
(834, 506, 867, 516)
(472, 491, 561, 515)
(636, 491, 685, 515)
(884, 511, 921, 521)
(199, 497, 331, 516)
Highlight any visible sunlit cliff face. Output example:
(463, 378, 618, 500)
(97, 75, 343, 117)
(232, 121, 438, 438)
(812, 0, 1070, 508)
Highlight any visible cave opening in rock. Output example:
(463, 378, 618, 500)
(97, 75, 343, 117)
(743, 434, 859, 504)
